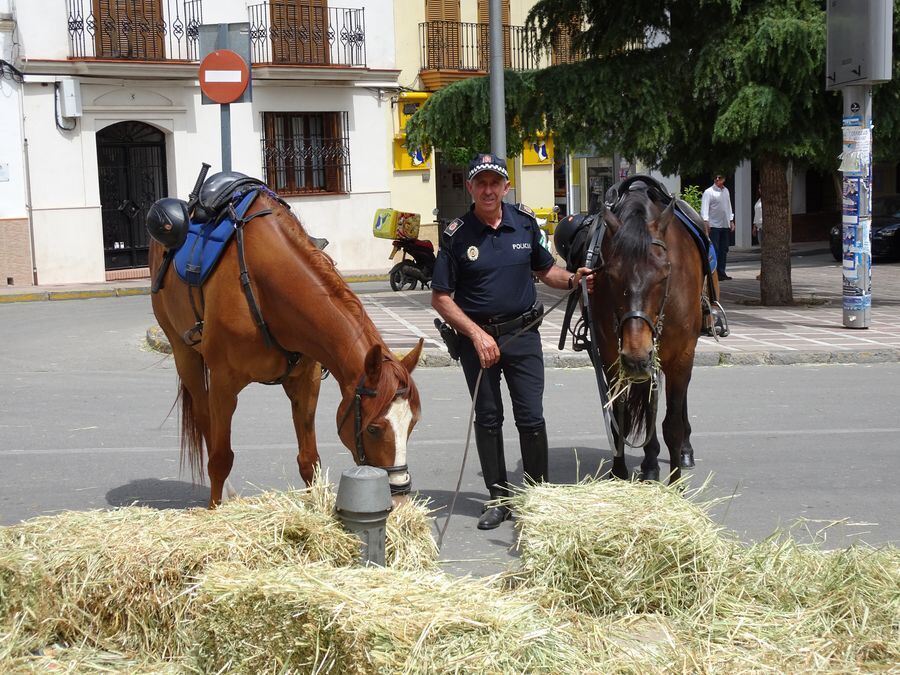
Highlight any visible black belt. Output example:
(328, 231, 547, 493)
(479, 302, 544, 338)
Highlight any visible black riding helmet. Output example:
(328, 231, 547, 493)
(553, 213, 591, 272)
(146, 198, 190, 250)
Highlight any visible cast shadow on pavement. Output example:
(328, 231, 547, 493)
(106, 478, 208, 510)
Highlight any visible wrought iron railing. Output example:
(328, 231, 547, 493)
(419, 20, 542, 72)
(248, 2, 365, 67)
(66, 0, 202, 61)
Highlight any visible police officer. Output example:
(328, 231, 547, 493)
(431, 153, 592, 530)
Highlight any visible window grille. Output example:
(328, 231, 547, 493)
(261, 111, 351, 195)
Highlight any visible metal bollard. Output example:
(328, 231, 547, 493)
(335, 465, 393, 566)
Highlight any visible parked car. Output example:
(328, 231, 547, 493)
(830, 194, 900, 261)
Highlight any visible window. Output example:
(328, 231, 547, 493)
(269, 0, 329, 65)
(261, 111, 351, 195)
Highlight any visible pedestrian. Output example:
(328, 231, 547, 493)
(701, 174, 735, 280)
(753, 189, 763, 279)
(431, 153, 592, 530)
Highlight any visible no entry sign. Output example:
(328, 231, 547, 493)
(199, 50, 250, 104)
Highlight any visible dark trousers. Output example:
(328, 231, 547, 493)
(709, 227, 730, 276)
(458, 327, 545, 431)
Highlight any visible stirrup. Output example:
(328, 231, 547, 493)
(182, 321, 203, 346)
(712, 301, 730, 337)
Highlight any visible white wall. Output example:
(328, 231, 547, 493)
(0, 0, 26, 219)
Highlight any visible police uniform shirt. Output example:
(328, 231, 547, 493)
(432, 202, 554, 321)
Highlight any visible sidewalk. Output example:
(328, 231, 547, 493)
(4, 243, 900, 366)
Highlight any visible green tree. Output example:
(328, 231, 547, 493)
(408, 0, 900, 306)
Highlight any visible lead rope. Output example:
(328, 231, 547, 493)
(437, 286, 579, 550)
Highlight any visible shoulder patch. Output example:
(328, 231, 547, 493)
(515, 203, 536, 217)
(444, 218, 463, 237)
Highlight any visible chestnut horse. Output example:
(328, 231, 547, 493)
(149, 190, 423, 506)
(587, 182, 707, 484)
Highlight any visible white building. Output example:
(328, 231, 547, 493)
(0, 0, 403, 286)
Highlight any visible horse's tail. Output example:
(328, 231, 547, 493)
(179, 370, 208, 484)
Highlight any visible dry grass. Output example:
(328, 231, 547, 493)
(0, 481, 437, 660)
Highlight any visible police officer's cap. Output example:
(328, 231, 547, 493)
(467, 153, 509, 181)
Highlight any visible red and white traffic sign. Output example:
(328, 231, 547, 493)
(199, 49, 250, 104)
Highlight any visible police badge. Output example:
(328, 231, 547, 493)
(466, 245, 479, 261)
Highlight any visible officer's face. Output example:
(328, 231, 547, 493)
(467, 171, 510, 213)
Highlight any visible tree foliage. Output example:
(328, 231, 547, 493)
(406, 0, 900, 305)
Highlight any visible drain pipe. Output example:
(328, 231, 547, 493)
(334, 466, 393, 566)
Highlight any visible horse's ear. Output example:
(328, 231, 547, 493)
(364, 345, 383, 382)
(602, 209, 622, 235)
(399, 338, 424, 373)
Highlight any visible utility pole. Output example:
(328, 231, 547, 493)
(826, 0, 892, 329)
(489, 0, 505, 159)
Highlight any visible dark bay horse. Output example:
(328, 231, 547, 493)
(587, 182, 708, 484)
(149, 190, 423, 506)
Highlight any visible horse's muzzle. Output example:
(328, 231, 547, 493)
(619, 350, 654, 380)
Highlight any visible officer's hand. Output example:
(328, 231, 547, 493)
(573, 266, 595, 294)
(471, 328, 500, 368)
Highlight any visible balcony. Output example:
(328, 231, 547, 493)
(248, 2, 366, 67)
(418, 20, 542, 90)
(65, 0, 202, 61)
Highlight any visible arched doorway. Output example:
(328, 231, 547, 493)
(96, 121, 168, 273)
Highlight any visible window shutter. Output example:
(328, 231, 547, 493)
(425, 0, 459, 69)
(476, 0, 510, 70)
(270, 0, 329, 65)
(93, 0, 164, 59)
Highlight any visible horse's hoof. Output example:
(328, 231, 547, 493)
(680, 452, 695, 469)
(639, 468, 660, 482)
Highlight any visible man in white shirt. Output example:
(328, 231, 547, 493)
(701, 175, 735, 280)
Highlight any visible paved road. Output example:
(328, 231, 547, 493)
(1, 295, 897, 577)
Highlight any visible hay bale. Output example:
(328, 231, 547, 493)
(187, 563, 610, 674)
(385, 496, 439, 571)
(510, 478, 735, 616)
(0, 483, 436, 658)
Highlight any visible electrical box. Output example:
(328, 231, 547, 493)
(397, 91, 429, 134)
(58, 78, 83, 117)
(826, 0, 893, 90)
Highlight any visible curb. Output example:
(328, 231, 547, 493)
(0, 286, 151, 304)
(142, 328, 900, 368)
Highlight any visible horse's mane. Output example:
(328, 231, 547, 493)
(260, 192, 418, 412)
(610, 191, 655, 261)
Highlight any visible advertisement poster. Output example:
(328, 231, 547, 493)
(842, 177, 860, 215)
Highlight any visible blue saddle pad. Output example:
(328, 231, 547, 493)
(174, 190, 258, 286)
(674, 207, 717, 275)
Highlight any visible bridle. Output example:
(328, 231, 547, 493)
(337, 373, 412, 495)
(611, 238, 672, 345)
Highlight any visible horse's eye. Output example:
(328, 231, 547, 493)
(366, 425, 379, 435)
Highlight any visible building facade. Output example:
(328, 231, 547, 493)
(1, 0, 405, 286)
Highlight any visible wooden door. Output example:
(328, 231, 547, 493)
(92, 0, 165, 60)
(270, 0, 329, 65)
(477, 0, 510, 70)
(425, 0, 460, 70)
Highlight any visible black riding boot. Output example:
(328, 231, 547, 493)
(474, 424, 511, 530)
(519, 425, 549, 484)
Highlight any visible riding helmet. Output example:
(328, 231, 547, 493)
(146, 197, 190, 250)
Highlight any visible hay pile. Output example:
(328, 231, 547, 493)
(510, 478, 900, 672)
(0, 482, 437, 660)
(187, 563, 605, 674)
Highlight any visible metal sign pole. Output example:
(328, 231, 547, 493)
(488, 0, 505, 159)
(217, 24, 231, 174)
(840, 86, 872, 328)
